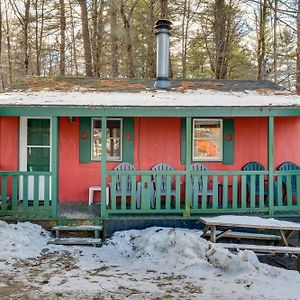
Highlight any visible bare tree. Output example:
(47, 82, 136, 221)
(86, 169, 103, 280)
(79, 0, 93, 76)
(110, 0, 119, 77)
(120, 0, 138, 78)
(4, 8, 13, 85)
(214, 0, 229, 79)
(160, 0, 168, 18)
(297, 0, 300, 94)
(146, 0, 156, 78)
(257, 0, 268, 80)
(0, 0, 4, 90)
(91, 0, 105, 77)
(68, 0, 79, 75)
(59, 0, 66, 76)
(9, 0, 31, 75)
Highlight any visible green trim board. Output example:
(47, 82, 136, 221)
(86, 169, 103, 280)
(79, 117, 91, 163)
(2, 106, 300, 117)
(223, 119, 234, 165)
(51, 116, 58, 218)
(122, 118, 134, 163)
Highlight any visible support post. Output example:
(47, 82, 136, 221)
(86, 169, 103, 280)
(184, 117, 192, 217)
(268, 116, 274, 216)
(101, 116, 108, 218)
(51, 116, 58, 219)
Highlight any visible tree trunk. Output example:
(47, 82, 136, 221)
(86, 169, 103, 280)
(59, 0, 66, 76)
(91, 0, 105, 77)
(147, 0, 156, 78)
(91, 0, 98, 76)
(160, 0, 168, 18)
(96, 1, 105, 77)
(120, 0, 136, 78)
(79, 0, 93, 77)
(5, 10, 13, 85)
(214, 0, 227, 79)
(273, 0, 278, 83)
(24, 0, 31, 75)
(297, 0, 300, 94)
(257, 0, 267, 80)
(0, 1, 4, 90)
(110, 0, 118, 77)
(69, 0, 79, 75)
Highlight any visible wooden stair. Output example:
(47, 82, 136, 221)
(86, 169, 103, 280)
(48, 225, 103, 247)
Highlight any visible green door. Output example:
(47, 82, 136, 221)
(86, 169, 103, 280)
(27, 119, 51, 172)
(19, 117, 51, 201)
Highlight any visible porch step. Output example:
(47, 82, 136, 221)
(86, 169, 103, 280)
(52, 225, 103, 232)
(51, 225, 103, 239)
(48, 237, 102, 247)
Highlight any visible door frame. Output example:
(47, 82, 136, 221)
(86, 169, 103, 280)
(19, 117, 52, 201)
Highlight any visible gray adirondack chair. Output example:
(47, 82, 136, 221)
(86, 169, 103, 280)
(110, 162, 137, 202)
(151, 162, 176, 206)
(242, 161, 268, 201)
(190, 163, 213, 208)
(277, 162, 300, 201)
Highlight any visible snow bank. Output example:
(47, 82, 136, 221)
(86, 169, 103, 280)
(0, 221, 50, 262)
(105, 227, 263, 274)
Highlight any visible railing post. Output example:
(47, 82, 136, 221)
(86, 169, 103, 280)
(268, 116, 274, 216)
(101, 116, 108, 218)
(51, 116, 58, 219)
(184, 117, 192, 217)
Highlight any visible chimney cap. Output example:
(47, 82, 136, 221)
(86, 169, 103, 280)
(155, 19, 172, 30)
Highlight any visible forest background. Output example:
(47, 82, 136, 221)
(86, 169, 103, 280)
(1, 0, 300, 93)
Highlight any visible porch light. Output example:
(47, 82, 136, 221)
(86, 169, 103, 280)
(154, 19, 172, 90)
(69, 117, 75, 123)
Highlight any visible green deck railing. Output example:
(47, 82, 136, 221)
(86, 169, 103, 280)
(0, 171, 53, 217)
(103, 170, 300, 218)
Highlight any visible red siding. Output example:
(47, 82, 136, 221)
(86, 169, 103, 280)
(0, 117, 19, 171)
(0, 117, 19, 197)
(57, 116, 300, 202)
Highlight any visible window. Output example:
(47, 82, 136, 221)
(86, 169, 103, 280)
(193, 119, 223, 161)
(91, 118, 122, 161)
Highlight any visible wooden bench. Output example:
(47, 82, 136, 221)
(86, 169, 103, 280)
(214, 243, 300, 255)
(204, 230, 282, 242)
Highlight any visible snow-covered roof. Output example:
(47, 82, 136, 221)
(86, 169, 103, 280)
(1, 77, 300, 108)
(1, 89, 300, 108)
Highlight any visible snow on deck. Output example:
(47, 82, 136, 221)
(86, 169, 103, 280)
(200, 215, 300, 229)
(1, 221, 300, 299)
(0, 89, 300, 107)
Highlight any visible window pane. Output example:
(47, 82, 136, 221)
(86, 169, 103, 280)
(194, 121, 221, 139)
(193, 119, 223, 160)
(27, 119, 50, 146)
(92, 119, 121, 160)
(194, 139, 221, 158)
(27, 147, 50, 171)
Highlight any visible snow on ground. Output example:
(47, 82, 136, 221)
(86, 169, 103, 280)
(0, 89, 300, 107)
(0, 221, 300, 299)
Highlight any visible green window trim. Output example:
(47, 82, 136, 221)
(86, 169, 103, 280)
(79, 117, 134, 164)
(181, 117, 234, 165)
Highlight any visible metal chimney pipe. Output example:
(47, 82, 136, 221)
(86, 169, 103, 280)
(154, 19, 172, 90)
